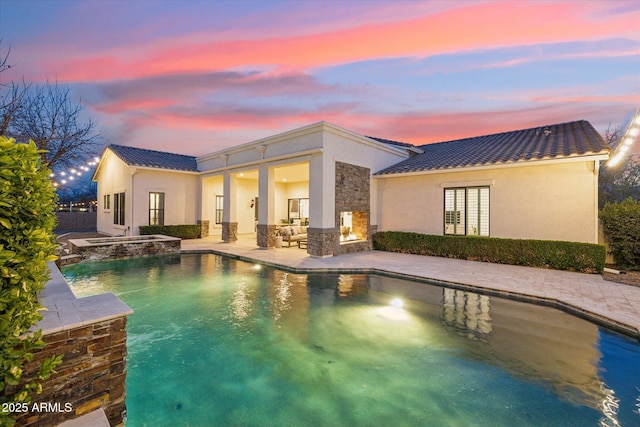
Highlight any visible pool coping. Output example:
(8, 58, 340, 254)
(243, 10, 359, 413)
(36, 262, 133, 335)
(182, 248, 640, 341)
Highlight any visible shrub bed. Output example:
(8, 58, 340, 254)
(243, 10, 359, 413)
(600, 198, 640, 270)
(1, 138, 62, 425)
(139, 224, 201, 239)
(373, 231, 605, 273)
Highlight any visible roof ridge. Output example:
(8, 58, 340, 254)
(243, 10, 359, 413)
(366, 136, 416, 148)
(418, 119, 590, 148)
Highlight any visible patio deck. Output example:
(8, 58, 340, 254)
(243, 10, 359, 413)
(182, 234, 640, 340)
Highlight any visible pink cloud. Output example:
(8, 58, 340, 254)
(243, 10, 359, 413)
(37, 1, 639, 83)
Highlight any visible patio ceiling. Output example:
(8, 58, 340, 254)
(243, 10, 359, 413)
(234, 163, 309, 183)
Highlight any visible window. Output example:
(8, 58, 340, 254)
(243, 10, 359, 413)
(113, 192, 125, 225)
(288, 198, 309, 223)
(444, 187, 489, 236)
(215, 195, 223, 225)
(149, 192, 165, 226)
(103, 194, 110, 210)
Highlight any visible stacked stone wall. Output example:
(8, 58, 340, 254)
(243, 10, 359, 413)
(308, 228, 339, 257)
(332, 161, 372, 256)
(70, 239, 180, 261)
(222, 222, 238, 243)
(335, 162, 370, 212)
(257, 224, 277, 248)
(197, 220, 210, 238)
(5, 318, 128, 427)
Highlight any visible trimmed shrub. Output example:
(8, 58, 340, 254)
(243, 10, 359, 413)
(1, 138, 62, 425)
(139, 224, 201, 239)
(600, 198, 640, 270)
(373, 231, 605, 273)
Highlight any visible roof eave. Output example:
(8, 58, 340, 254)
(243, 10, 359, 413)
(129, 165, 200, 174)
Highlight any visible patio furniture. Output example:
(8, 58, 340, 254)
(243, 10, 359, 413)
(279, 225, 308, 247)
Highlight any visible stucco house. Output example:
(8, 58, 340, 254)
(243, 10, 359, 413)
(93, 120, 610, 257)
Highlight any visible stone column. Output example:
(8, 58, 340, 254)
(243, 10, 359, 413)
(197, 219, 209, 238)
(222, 171, 237, 243)
(257, 164, 276, 248)
(307, 227, 339, 257)
(221, 222, 238, 243)
(257, 224, 278, 248)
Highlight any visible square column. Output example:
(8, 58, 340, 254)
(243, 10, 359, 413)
(222, 171, 237, 242)
(257, 164, 276, 248)
(307, 153, 337, 257)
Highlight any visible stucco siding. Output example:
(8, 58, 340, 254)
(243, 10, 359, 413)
(130, 170, 200, 235)
(376, 161, 598, 243)
(95, 151, 132, 236)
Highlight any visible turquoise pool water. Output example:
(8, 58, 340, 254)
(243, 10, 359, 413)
(62, 254, 640, 427)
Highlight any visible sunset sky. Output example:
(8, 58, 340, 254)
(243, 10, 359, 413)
(1, 0, 639, 157)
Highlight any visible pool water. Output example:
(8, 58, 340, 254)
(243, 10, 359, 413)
(62, 254, 640, 427)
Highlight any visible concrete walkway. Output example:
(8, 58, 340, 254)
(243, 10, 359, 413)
(183, 235, 640, 340)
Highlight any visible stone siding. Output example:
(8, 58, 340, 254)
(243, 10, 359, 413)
(222, 222, 238, 243)
(335, 162, 370, 212)
(6, 318, 128, 427)
(70, 239, 180, 261)
(335, 240, 372, 255)
(308, 227, 339, 257)
(197, 220, 210, 238)
(257, 224, 278, 248)
(332, 161, 371, 256)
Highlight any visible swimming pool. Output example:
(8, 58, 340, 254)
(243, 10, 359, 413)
(62, 253, 640, 426)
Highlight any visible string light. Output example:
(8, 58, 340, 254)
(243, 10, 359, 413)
(49, 155, 101, 188)
(608, 108, 640, 168)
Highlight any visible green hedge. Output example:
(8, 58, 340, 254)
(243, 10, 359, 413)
(139, 224, 201, 239)
(1, 138, 63, 425)
(373, 231, 605, 273)
(600, 198, 640, 270)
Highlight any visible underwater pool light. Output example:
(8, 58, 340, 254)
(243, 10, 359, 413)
(390, 298, 404, 308)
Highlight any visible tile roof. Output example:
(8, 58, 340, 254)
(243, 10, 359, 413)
(107, 144, 198, 172)
(375, 120, 610, 175)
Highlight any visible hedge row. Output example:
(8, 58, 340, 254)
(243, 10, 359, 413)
(373, 231, 605, 273)
(600, 198, 640, 270)
(1, 138, 62, 424)
(139, 224, 201, 239)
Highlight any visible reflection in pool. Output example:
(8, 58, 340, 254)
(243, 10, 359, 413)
(62, 254, 640, 426)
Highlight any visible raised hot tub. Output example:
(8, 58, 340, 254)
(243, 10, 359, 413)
(68, 234, 181, 261)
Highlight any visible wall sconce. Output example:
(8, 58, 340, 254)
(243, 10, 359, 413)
(250, 199, 255, 208)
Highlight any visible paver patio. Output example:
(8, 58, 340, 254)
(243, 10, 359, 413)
(182, 234, 640, 340)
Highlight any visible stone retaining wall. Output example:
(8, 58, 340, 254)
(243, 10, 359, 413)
(7, 318, 128, 427)
(3, 263, 132, 426)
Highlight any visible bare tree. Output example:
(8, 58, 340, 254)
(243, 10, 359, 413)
(0, 41, 27, 136)
(599, 124, 640, 208)
(9, 81, 102, 168)
(1, 40, 102, 169)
